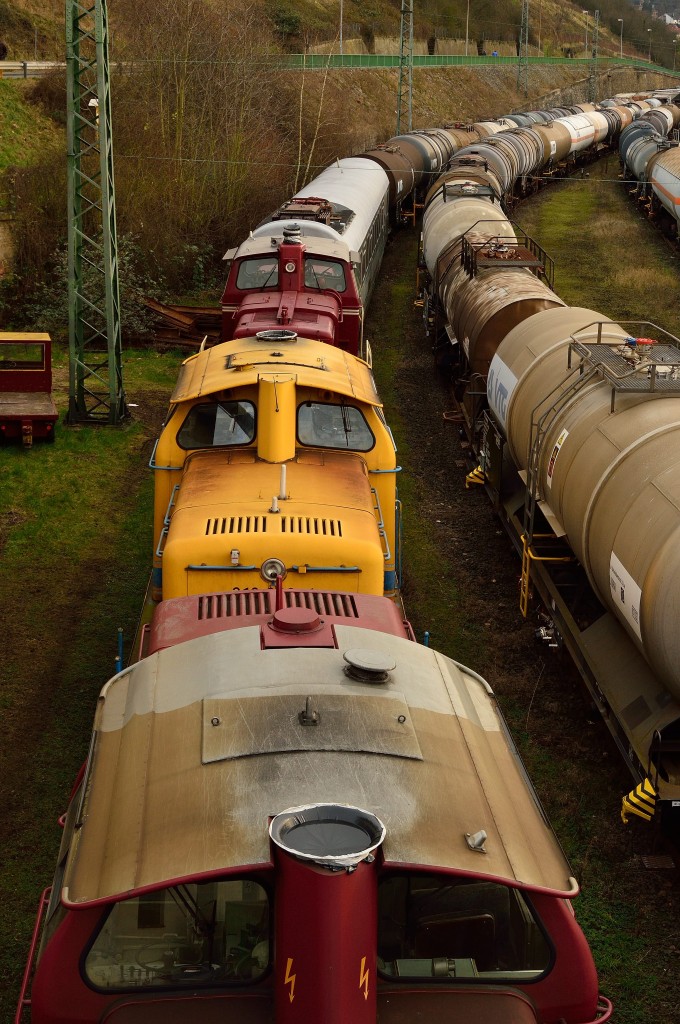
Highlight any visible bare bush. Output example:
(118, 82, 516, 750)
(109, 0, 296, 288)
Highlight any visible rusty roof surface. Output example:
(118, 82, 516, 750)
(63, 627, 574, 904)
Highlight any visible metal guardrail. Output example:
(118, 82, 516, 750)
(0, 61, 66, 79)
(0, 55, 677, 77)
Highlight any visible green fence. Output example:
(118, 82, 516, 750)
(279, 53, 680, 76)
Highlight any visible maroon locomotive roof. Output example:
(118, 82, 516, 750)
(142, 589, 416, 657)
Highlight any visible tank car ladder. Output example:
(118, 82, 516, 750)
(520, 362, 600, 618)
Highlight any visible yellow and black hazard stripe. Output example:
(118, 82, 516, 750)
(621, 777, 657, 824)
(465, 465, 485, 489)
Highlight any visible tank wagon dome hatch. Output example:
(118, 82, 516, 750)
(269, 803, 386, 868)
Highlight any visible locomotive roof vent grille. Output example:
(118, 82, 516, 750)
(282, 516, 343, 536)
(197, 590, 359, 621)
(198, 591, 273, 619)
(204, 516, 343, 537)
(289, 590, 358, 617)
(205, 516, 268, 535)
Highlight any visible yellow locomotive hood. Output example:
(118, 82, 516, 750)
(161, 449, 386, 598)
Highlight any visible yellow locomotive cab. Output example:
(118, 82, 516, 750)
(152, 333, 399, 601)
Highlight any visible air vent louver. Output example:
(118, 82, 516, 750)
(196, 590, 358, 621)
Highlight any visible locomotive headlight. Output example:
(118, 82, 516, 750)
(261, 557, 287, 582)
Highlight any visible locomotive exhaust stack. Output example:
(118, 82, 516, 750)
(271, 804, 385, 1024)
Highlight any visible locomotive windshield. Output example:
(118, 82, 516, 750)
(297, 402, 374, 451)
(177, 400, 256, 449)
(236, 257, 279, 290)
(84, 878, 269, 991)
(304, 257, 347, 292)
(378, 874, 552, 982)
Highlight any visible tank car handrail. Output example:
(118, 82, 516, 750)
(523, 362, 601, 547)
(14, 887, 51, 1024)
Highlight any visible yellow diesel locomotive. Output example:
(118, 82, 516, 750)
(151, 329, 400, 603)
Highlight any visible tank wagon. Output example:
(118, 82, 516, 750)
(150, 330, 400, 603)
(421, 96, 680, 828)
(618, 98, 680, 241)
(17, 589, 611, 1023)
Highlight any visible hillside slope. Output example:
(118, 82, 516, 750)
(1, 0, 678, 69)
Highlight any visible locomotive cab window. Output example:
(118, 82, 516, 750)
(84, 878, 270, 991)
(177, 400, 256, 449)
(378, 874, 552, 982)
(304, 257, 346, 292)
(236, 257, 279, 290)
(297, 402, 374, 451)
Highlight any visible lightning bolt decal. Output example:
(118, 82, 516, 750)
(284, 957, 296, 1003)
(359, 956, 370, 1000)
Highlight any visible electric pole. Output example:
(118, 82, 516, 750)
(397, 0, 414, 134)
(66, 0, 126, 424)
(517, 0, 530, 97)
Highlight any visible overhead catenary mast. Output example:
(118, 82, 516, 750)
(66, 0, 126, 424)
(517, 0, 530, 97)
(588, 10, 600, 103)
(396, 0, 414, 135)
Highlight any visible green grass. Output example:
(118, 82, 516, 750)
(367, 244, 485, 665)
(0, 344, 183, 1019)
(0, 79, 61, 172)
(517, 157, 680, 334)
